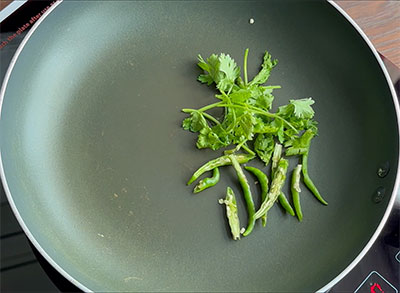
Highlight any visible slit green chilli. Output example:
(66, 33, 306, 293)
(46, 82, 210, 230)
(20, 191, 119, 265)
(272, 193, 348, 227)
(219, 187, 241, 240)
(194, 167, 220, 193)
(271, 143, 295, 216)
(187, 154, 254, 185)
(255, 159, 289, 219)
(292, 164, 303, 221)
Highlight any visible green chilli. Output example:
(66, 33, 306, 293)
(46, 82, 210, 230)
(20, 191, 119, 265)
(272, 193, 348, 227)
(193, 167, 220, 193)
(278, 192, 295, 216)
(229, 155, 255, 237)
(302, 153, 328, 205)
(244, 166, 269, 227)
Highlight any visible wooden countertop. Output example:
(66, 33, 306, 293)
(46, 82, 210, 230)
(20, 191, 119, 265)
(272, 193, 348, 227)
(335, 1, 400, 68)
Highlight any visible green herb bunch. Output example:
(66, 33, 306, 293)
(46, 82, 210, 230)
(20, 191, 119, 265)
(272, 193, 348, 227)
(182, 49, 327, 240)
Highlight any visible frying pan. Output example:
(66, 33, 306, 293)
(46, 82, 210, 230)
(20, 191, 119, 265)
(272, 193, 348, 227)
(1, 1, 399, 291)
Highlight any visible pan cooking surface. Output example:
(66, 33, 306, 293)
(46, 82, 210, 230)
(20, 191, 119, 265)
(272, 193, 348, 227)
(0, 1, 398, 291)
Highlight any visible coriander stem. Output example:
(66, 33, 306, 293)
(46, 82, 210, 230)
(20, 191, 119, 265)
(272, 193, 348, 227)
(224, 140, 252, 155)
(219, 103, 295, 129)
(197, 101, 223, 112)
(182, 108, 193, 112)
(243, 104, 298, 132)
(236, 140, 248, 150)
(183, 102, 297, 132)
(220, 89, 233, 118)
(241, 144, 255, 156)
(181, 109, 220, 125)
(244, 48, 249, 86)
(202, 112, 220, 125)
(182, 101, 223, 113)
(276, 117, 297, 132)
(219, 89, 230, 100)
(227, 85, 234, 95)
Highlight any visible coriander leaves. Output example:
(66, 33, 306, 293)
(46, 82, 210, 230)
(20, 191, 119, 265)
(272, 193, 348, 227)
(182, 53, 307, 157)
(182, 49, 327, 240)
(197, 53, 240, 92)
(248, 50, 277, 86)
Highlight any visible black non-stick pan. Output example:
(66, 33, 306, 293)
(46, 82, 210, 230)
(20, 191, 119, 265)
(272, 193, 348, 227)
(1, 1, 399, 291)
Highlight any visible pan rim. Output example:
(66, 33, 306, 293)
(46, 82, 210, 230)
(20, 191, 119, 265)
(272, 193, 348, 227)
(319, 1, 400, 291)
(0, 1, 399, 292)
(0, 1, 91, 292)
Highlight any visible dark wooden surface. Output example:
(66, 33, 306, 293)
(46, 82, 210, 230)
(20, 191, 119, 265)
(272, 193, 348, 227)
(0, 1, 13, 11)
(336, 1, 400, 68)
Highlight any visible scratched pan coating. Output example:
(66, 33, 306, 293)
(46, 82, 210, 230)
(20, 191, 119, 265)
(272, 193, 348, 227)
(0, 1, 399, 291)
